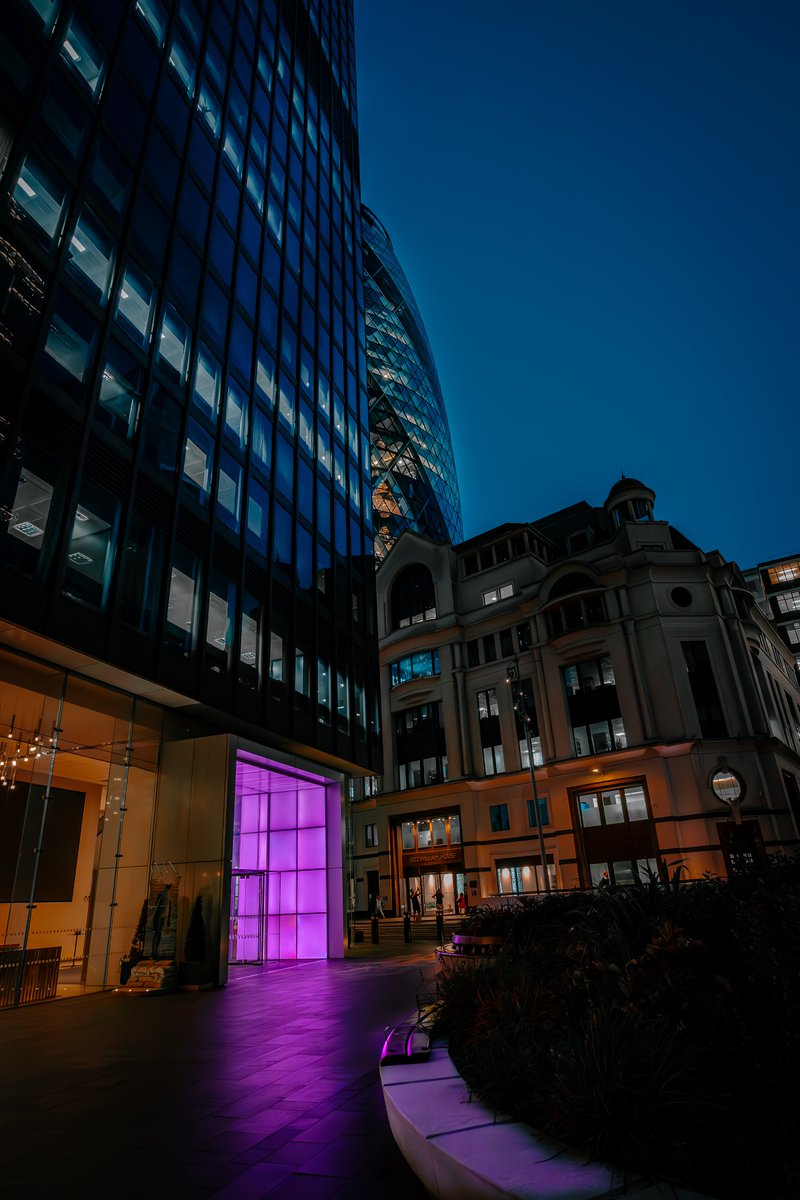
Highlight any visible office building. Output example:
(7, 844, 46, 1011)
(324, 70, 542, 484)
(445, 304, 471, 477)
(361, 204, 462, 561)
(743, 554, 800, 679)
(352, 477, 800, 915)
(0, 0, 378, 1003)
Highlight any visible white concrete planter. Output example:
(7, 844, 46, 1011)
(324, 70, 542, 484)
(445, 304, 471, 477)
(380, 1035, 715, 1200)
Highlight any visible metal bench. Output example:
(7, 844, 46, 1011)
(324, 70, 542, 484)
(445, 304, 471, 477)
(380, 1022, 431, 1064)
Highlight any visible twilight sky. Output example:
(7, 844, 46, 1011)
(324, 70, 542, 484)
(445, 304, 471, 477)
(354, 0, 799, 570)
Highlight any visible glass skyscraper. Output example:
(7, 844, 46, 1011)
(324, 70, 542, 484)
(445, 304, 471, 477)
(0, 0, 378, 998)
(362, 205, 462, 561)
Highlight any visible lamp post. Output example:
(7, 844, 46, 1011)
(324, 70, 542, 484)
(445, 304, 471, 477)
(506, 657, 551, 894)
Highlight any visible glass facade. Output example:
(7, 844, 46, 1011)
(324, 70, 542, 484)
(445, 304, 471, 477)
(0, 0, 378, 775)
(361, 205, 462, 560)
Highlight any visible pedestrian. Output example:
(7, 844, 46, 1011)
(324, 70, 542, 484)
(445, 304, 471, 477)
(411, 887, 421, 922)
(457, 891, 466, 914)
(434, 885, 444, 914)
(374, 894, 385, 918)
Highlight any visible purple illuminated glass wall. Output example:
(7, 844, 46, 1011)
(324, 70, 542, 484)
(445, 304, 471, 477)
(231, 752, 343, 960)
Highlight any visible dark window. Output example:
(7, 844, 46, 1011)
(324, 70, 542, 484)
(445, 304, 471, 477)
(563, 655, 626, 757)
(527, 796, 550, 827)
(477, 688, 504, 775)
(489, 803, 509, 832)
(466, 639, 479, 668)
(395, 702, 448, 790)
(682, 642, 727, 737)
(517, 622, 532, 651)
(118, 513, 164, 634)
(483, 634, 497, 663)
(499, 628, 514, 658)
(391, 562, 436, 629)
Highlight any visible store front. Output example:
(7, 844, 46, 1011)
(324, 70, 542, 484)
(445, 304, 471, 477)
(395, 812, 464, 914)
(0, 646, 346, 1006)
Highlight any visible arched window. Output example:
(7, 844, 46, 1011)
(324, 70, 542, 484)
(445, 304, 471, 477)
(548, 571, 595, 601)
(390, 563, 436, 630)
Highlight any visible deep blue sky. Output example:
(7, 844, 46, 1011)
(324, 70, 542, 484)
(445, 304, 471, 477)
(355, 1, 799, 569)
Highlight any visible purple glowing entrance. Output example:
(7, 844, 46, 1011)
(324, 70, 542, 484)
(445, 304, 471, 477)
(231, 752, 343, 961)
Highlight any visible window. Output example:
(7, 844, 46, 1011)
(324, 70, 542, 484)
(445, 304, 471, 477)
(548, 593, 605, 636)
(11, 154, 68, 247)
(205, 576, 235, 673)
(400, 814, 461, 851)
(116, 264, 155, 347)
(682, 642, 727, 737)
(391, 563, 436, 629)
(395, 703, 448, 790)
(61, 14, 105, 97)
(158, 304, 190, 379)
(43, 303, 94, 386)
(499, 628, 514, 657)
(364, 823, 378, 848)
(216, 453, 242, 532)
(563, 655, 626, 757)
(118, 515, 163, 634)
(512, 677, 543, 767)
(389, 649, 440, 688)
(517, 622, 532, 651)
(478, 688, 504, 775)
(66, 208, 114, 304)
(62, 486, 120, 609)
(136, 0, 167, 45)
(23, 0, 60, 33)
(165, 549, 201, 655)
(786, 621, 800, 646)
(238, 596, 261, 688)
(181, 420, 214, 502)
(489, 804, 510, 832)
(482, 634, 497, 663)
(482, 583, 514, 606)
(6, 465, 55, 559)
(527, 796, 550, 827)
(497, 857, 555, 895)
(774, 591, 800, 614)
(97, 347, 141, 441)
(577, 784, 650, 829)
(767, 561, 800, 586)
(192, 345, 221, 419)
(268, 631, 284, 682)
(224, 380, 249, 450)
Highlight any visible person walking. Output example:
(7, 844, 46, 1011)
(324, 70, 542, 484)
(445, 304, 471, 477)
(374, 894, 385, 918)
(411, 887, 421, 923)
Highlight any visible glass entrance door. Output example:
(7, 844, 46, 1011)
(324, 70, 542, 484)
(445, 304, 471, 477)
(230, 871, 264, 963)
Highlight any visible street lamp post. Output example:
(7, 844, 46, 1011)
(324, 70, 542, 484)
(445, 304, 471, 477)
(506, 657, 551, 894)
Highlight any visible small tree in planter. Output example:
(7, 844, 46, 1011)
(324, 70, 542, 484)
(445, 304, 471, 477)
(180, 895, 211, 989)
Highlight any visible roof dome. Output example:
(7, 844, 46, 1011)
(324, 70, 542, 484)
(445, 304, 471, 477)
(606, 475, 651, 501)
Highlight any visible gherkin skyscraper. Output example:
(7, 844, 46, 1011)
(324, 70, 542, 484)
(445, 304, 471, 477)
(362, 206, 462, 560)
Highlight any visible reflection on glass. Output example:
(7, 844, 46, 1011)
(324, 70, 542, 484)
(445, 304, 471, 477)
(11, 155, 68, 246)
(7, 467, 53, 552)
(116, 265, 154, 346)
(61, 14, 105, 96)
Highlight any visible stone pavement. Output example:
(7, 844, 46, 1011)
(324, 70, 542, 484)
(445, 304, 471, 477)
(0, 949, 435, 1199)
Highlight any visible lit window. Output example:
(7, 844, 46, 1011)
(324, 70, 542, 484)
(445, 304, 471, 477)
(116, 264, 155, 346)
(23, 0, 60, 33)
(255, 347, 276, 407)
(364, 823, 378, 848)
(159, 304, 191, 380)
(11, 155, 68, 246)
(317, 426, 331, 476)
(786, 621, 800, 646)
(216, 453, 242, 532)
(482, 583, 514, 606)
(60, 15, 105, 97)
(182, 420, 213, 501)
(168, 33, 196, 96)
(239, 602, 261, 685)
(269, 632, 284, 682)
(135, 0, 167, 45)
(192, 345, 221, 418)
(775, 591, 800, 614)
(767, 561, 800, 585)
(224, 380, 249, 449)
(7, 467, 53, 553)
(206, 585, 233, 661)
(197, 81, 220, 137)
(390, 649, 441, 687)
(63, 489, 119, 609)
(165, 556, 200, 654)
(66, 207, 114, 304)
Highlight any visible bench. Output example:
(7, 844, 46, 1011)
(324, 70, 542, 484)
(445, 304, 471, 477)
(380, 1023, 431, 1064)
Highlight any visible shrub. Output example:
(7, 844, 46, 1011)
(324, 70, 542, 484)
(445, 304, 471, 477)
(431, 859, 800, 1197)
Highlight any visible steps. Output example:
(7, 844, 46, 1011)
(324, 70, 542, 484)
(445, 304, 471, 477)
(350, 916, 464, 944)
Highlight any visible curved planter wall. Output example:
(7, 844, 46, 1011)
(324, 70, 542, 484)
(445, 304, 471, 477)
(380, 1036, 715, 1200)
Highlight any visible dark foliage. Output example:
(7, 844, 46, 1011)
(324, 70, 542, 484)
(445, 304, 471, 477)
(431, 857, 800, 1198)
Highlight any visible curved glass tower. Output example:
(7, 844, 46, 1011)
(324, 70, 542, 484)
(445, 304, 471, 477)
(362, 206, 462, 560)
